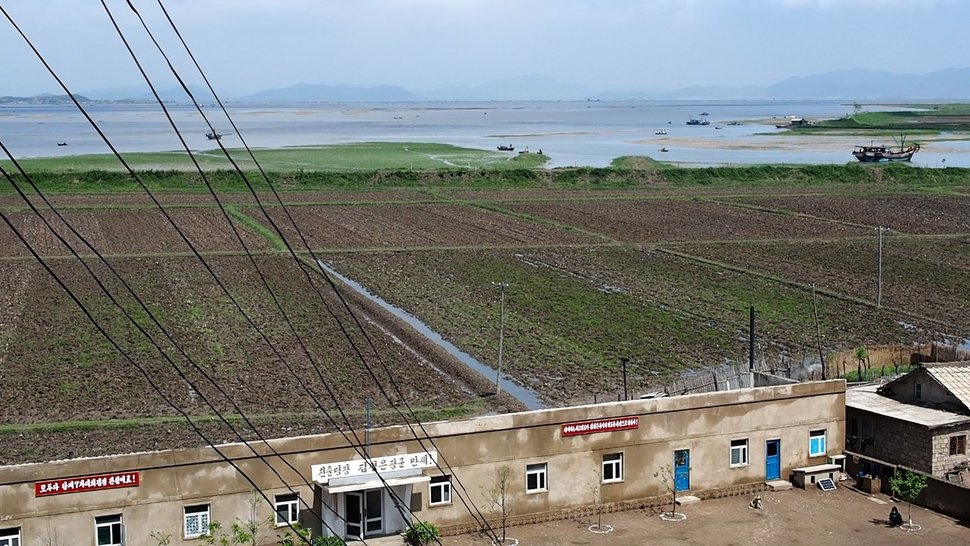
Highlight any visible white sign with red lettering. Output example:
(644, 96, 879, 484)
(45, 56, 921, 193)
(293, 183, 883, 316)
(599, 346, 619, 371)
(561, 416, 639, 437)
(312, 451, 437, 483)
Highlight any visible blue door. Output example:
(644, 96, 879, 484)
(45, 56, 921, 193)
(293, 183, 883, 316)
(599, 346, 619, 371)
(674, 449, 690, 491)
(766, 439, 781, 481)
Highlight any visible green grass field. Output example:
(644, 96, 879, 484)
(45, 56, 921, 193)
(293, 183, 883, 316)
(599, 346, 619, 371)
(1, 142, 548, 173)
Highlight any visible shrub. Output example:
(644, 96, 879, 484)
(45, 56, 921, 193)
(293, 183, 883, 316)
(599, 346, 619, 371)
(404, 520, 441, 546)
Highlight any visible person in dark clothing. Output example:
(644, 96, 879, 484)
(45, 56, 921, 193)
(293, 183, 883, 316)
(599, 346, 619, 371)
(889, 506, 903, 527)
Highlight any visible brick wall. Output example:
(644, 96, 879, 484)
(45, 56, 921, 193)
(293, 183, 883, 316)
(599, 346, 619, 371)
(846, 407, 934, 474)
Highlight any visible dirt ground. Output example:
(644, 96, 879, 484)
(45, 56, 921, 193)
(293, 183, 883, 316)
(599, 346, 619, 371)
(443, 487, 970, 546)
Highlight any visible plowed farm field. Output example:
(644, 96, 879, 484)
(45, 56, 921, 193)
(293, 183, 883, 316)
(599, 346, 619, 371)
(2, 178, 969, 464)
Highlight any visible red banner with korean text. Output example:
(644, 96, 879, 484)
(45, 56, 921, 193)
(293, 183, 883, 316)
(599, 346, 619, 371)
(35, 471, 140, 497)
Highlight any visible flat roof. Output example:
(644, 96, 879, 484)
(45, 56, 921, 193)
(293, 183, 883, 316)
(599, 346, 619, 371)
(846, 385, 970, 429)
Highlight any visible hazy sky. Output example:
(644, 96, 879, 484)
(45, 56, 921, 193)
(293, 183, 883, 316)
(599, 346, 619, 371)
(1, 0, 966, 96)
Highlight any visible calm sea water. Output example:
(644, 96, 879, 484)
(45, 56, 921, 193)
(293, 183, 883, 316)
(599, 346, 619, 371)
(0, 100, 964, 168)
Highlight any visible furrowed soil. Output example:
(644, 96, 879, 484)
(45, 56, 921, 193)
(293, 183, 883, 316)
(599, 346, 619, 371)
(1, 168, 969, 463)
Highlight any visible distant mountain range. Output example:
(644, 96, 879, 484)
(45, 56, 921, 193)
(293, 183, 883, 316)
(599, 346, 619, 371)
(7, 68, 970, 103)
(0, 93, 90, 105)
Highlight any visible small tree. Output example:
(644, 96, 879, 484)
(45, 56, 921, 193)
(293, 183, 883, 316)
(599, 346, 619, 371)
(855, 345, 869, 380)
(313, 536, 346, 546)
(277, 523, 313, 546)
(202, 492, 272, 546)
(889, 469, 928, 528)
(483, 463, 514, 543)
(653, 464, 678, 517)
(586, 469, 604, 530)
(149, 531, 172, 546)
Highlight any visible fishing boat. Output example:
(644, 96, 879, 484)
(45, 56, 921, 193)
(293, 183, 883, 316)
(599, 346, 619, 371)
(686, 118, 710, 126)
(205, 131, 227, 141)
(852, 138, 920, 162)
(56, 142, 68, 146)
(700, 112, 709, 116)
(659, 147, 669, 153)
(497, 144, 514, 151)
(655, 130, 668, 135)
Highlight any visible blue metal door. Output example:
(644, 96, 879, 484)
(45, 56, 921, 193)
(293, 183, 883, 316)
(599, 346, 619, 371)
(674, 449, 690, 491)
(766, 439, 781, 481)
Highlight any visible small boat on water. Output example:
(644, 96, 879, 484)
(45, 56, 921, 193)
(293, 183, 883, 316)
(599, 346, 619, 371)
(497, 144, 514, 151)
(206, 131, 228, 141)
(715, 126, 723, 130)
(686, 118, 710, 126)
(56, 142, 68, 146)
(655, 130, 668, 135)
(852, 137, 920, 162)
(659, 147, 669, 152)
(700, 112, 709, 116)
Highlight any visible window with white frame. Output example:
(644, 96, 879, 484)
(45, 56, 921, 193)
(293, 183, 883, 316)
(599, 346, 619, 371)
(429, 475, 452, 505)
(526, 463, 548, 493)
(809, 429, 827, 457)
(730, 439, 749, 467)
(95, 514, 123, 546)
(0, 527, 20, 546)
(602, 453, 623, 483)
(184, 504, 210, 539)
(275, 493, 300, 526)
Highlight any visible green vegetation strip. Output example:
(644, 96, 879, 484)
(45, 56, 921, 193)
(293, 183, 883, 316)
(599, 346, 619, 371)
(224, 205, 288, 251)
(0, 403, 485, 435)
(0, 142, 548, 174)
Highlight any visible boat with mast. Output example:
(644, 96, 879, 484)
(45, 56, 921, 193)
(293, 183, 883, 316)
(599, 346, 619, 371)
(852, 136, 920, 162)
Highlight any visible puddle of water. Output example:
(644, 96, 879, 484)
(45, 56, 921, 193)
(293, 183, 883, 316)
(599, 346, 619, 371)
(317, 260, 545, 410)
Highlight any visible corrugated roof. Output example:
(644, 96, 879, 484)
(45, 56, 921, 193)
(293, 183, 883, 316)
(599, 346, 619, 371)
(923, 362, 970, 412)
(847, 385, 970, 428)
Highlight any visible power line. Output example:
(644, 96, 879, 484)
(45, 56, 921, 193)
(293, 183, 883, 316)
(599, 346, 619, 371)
(0, 4, 417, 540)
(97, 0, 425, 531)
(146, 0, 500, 536)
(0, 183, 318, 545)
(131, 0, 494, 534)
(0, 141, 343, 538)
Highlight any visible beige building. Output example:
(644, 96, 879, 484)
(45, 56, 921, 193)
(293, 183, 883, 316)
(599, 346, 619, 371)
(0, 378, 844, 545)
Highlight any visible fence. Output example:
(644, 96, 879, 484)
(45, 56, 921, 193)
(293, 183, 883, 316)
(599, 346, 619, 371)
(845, 450, 970, 522)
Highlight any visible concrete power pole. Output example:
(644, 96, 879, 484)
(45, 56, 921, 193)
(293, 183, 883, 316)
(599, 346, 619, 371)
(493, 281, 509, 395)
(877, 226, 884, 308)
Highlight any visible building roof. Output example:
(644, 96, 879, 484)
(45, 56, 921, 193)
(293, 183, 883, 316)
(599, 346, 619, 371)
(847, 385, 970, 429)
(922, 362, 970, 411)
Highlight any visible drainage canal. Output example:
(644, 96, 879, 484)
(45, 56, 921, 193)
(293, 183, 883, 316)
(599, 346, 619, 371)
(317, 260, 545, 410)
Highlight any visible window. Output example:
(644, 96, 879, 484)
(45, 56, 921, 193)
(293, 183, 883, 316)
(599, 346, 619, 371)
(951, 435, 967, 456)
(275, 493, 300, 526)
(95, 514, 123, 546)
(602, 453, 623, 483)
(730, 439, 749, 467)
(526, 463, 547, 493)
(0, 528, 20, 546)
(809, 430, 827, 457)
(429, 475, 452, 505)
(184, 504, 210, 539)
(914, 382, 922, 400)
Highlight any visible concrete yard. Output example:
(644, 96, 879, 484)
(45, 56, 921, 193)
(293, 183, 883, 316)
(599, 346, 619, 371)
(443, 486, 970, 545)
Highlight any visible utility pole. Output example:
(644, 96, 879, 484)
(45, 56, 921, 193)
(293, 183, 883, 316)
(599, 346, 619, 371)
(493, 281, 508, 395)
(620, 357, 629, 401)
(877, 226, 884, 308)
(365, 396, 372, 459)
(749, 306, 756, 371)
